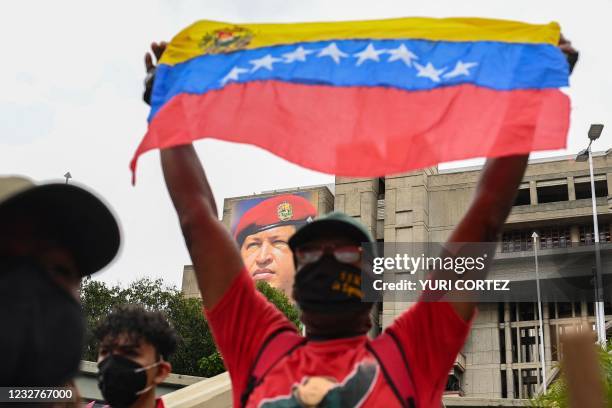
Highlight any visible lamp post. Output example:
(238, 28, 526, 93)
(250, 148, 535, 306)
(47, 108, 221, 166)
(575, 123, 605, 345)
(532, 232, 547, 392)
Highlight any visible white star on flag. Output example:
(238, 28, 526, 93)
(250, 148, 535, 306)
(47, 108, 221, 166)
(386, 44, 418, 67)
(353, 43, 386, 66)
(250, 54, 282, 72)
(282, 46, 315, 63)
(220, 66, 249, 85)
(317, 43, 348, 64)
(414, 62, 446, 83)
(443, 61, 479, 79)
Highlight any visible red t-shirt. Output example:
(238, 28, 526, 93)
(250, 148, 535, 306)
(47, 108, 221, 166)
(206, 271, 473, 408)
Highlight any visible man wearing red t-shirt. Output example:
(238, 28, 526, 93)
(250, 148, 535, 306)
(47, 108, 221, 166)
(160, 144, 524, 408)
(148, 37, 578, 408)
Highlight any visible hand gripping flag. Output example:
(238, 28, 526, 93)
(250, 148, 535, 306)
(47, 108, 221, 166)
(131, 17, 570, 183)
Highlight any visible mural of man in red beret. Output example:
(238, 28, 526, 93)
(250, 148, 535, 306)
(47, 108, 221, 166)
(233, 194, 316, 299)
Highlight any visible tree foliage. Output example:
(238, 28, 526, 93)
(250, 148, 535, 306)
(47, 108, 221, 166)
(529, 342, 612, 407)
(80, 277, 300, 378)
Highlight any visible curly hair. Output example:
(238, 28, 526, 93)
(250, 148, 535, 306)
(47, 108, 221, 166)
(94, 304, 178, 360)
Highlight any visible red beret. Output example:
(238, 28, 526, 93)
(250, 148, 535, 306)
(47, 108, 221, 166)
(234, 194, 317, 246)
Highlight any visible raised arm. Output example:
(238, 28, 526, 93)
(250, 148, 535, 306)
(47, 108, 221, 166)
(445, 34, 578, 320)
(449, 154, 528, 244)
(447, 154, 528, 320)
(145, 42, 244, 309)
(161, 145, 244, 309)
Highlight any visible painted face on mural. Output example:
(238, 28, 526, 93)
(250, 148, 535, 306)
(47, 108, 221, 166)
(233, 194, 317, 300)
(241, 224, 297, 298)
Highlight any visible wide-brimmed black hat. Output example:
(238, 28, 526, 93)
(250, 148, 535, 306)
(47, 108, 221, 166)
(0, 177, 120, 276)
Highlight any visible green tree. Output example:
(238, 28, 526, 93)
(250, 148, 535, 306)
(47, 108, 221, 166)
(529, 342, 612, 407)
(80, 277, 300, 378)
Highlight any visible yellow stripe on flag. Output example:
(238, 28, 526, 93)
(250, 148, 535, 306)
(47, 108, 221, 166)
(160, 17, 560, 66)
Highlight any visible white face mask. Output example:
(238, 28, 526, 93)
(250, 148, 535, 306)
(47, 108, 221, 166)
(135, 360, 163, 396)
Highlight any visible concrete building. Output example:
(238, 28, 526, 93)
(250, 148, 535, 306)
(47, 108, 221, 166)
(181, 150, 612, 403)
(335, 149, 612, 400)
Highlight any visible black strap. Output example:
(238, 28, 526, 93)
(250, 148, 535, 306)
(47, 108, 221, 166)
(240, 328, 306, 407)
(367, 332, 417, 408)
(387, 329, 418, 405)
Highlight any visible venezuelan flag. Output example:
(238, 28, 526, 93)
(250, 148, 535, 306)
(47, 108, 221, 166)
(131, 17, 570, 182)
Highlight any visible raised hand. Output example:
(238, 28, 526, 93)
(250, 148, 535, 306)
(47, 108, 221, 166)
(143, 41, 168, 105)
(559, 34, 579, 73)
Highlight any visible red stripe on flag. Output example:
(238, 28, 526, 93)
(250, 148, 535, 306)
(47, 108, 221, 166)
(131, 82, 569, 183)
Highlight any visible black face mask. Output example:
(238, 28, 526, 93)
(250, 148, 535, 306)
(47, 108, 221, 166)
(0, 258, 84, 386)
(293, 255, 372, 313)
(97, 355, 160, 407)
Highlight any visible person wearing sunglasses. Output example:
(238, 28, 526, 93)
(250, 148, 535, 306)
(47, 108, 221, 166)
(148, 35, 578, 407)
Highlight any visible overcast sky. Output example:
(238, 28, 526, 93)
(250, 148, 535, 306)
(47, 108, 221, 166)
(1, 0, 610, 288)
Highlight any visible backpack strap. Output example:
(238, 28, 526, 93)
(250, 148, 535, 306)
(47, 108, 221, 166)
(240, 328, 307, 407)
(367, 330, 417, 408)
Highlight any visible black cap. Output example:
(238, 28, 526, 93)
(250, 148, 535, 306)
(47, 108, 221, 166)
(0, 177, 120, 276)
(289, 211, 374, 250)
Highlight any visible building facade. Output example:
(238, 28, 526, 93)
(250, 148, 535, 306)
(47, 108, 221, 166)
(335, 150, 612, 399)
(182, 150, 612, 401)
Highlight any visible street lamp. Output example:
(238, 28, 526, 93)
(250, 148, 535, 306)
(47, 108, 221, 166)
(532, 232, 547, 393)
(574, 123, 605, 345)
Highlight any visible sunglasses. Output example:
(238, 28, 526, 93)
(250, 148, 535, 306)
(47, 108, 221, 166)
(295, 244, 362, 265)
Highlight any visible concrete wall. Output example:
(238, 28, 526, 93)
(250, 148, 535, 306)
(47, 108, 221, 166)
(463, 304, 502, 398)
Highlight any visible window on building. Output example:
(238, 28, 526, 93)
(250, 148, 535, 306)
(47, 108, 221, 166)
(539, 226, 571, 249)
(511, 327, 519, 363)
(537, 184, 569, 203)
(549, 301, 581, 320)
(548, 302, 557, 319)
(521, 368, 541, 398)
(605, 302, 612, 316)
(558, 302, 573, 318)
(579, 223, 611, 245)
(550, 325, 558, 361)
(588, 302, 595, 316)
(519, 303, 535, 321)
(513, 188, 531, 206)
(501, 370, 508, 398)
(513, 370, 519, 399)
(520, 327, 537, 363)
(377, 177, 385, 199)
(445, 369, 463, 393)
(575, 178, 608, 200)
(501, 230, 533, 253)
(574, 302, 582, 317)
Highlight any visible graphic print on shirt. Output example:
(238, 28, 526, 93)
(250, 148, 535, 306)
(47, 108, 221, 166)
(258, 361, 379, 408)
